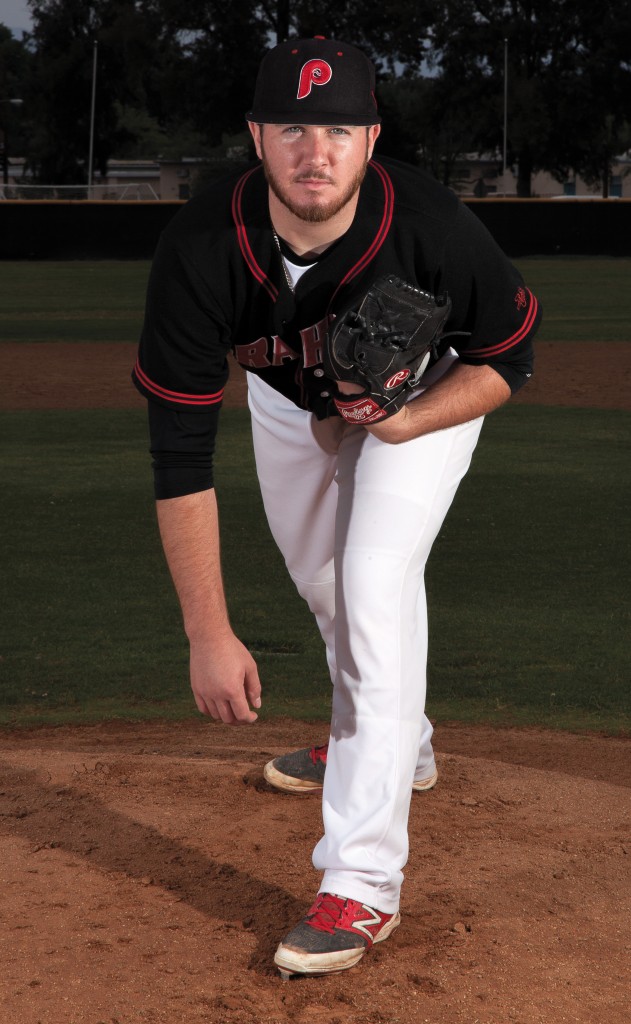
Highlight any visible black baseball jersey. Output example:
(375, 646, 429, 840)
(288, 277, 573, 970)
(133, 156, 541, 498)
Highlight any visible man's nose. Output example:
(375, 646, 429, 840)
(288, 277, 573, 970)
(302, 131, 328, 166)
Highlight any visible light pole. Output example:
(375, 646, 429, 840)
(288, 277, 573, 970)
(502, 38, 508, 194)
(0, 98, 24, 187)
(87, 40, 98, 196)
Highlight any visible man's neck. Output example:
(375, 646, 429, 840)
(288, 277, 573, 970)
(268, 191, 360, 258)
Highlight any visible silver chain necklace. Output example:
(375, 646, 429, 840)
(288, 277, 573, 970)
(272, 230, 296, 292)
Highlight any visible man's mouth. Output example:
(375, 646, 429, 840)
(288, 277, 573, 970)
(294, 176, 333, 185)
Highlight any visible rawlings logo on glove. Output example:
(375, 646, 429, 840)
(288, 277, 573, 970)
(324, 274, 452, 424)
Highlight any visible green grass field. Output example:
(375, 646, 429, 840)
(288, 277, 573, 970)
(0, 261, 150, 342)
(1, 260, 629, 733)
(1, 257, 630, 343)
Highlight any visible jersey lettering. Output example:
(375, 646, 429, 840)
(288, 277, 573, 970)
(235, 316, 333, 372)
(271, 335, 297, 364)
(300, 315, 333, 367)
(235, 335, 297, 368)
(234, 337, 271, 368)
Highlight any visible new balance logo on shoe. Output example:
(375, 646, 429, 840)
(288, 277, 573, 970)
(347, 904, 384, 942)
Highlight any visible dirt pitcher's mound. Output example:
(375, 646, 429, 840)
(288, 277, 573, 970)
(1, 718, 629, 1024)
(1, 343, 629, 1022)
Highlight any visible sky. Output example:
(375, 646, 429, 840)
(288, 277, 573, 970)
(2, 0, 34, 35)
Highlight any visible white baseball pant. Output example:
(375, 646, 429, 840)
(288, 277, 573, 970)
(247, 370, 484, 913)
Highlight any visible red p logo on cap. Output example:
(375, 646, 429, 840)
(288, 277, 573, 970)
(297, 59, 333, 99)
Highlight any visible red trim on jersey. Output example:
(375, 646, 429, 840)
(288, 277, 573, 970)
(134, 359, 224, 406)
(328, 159, 394, 309)
(232, 168, 279, 302)
(466, 290, 539, 357)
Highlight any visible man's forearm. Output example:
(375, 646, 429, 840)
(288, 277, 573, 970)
(367, 362, 512, 444)
(156, 488, 231, 643)
(156, 489, 262, 724)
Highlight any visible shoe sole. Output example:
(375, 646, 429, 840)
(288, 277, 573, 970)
(264, 760, 438, 795)
(412, 769, 439, 792)
(274, 912, 401, 977)
(263, 759, 323, 793)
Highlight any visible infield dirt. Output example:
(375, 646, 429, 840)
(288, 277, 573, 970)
(1, 719, 629, 1024)
(1, 339, 630, 411)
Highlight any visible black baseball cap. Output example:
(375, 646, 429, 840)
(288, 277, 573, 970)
(246, 36, 381, 127)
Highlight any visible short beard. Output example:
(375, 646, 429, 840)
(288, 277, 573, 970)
(260, 136, 370, 224)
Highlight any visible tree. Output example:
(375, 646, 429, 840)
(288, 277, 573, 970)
(405, 0, 631, 197)
(18, 0, 631, 194)
(376, 74, 491, 189)
(543, 6, 631, 196)
(26, 0, 167, 182)
(150, 0, 268, 147)
(0, 26, 32, 184)
(290, 0, 436, 72)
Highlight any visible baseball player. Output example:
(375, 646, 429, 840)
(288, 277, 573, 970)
(133, 36, 541, 978)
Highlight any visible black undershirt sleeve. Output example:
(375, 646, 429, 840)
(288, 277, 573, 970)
(148, 402, 221, 500)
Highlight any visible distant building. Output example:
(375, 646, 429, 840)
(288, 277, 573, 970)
(450, 151, 631, 198)
(2, 152, 629, 200)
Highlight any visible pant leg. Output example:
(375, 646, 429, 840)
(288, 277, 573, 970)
(247, 376, 439, 739)
(247, 376, 339, 680)
(312, 412, 484, 913)
(247, 376, 480, 911)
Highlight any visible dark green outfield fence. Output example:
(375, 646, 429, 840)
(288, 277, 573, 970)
(0, 200, 182, 260)
(1, 197, 631, 260)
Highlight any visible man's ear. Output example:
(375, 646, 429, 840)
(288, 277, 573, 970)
(367, 123, 381, 159)
(247, 121, 263, 159)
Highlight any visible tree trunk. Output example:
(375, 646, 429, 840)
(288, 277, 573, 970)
(276, 0, 290, 42)
(1, 126, 8, 185)
(602, 155, 610, 198)
(516, 148, 532, 197)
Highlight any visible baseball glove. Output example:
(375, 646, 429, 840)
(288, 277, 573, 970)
(324, 274, 452, 424)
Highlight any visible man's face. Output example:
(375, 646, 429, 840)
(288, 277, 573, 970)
(249, 122, 381, 223)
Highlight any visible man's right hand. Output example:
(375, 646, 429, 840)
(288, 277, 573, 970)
(156, 490, 261, 725)
(189, 633, 262, 725)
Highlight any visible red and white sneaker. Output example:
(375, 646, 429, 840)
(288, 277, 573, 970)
(263, 743, 328, 793)
(274, 892, 400, 977)
(264, 741, 438, 794)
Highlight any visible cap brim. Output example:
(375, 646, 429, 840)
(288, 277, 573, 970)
(246, 110, 381, 126)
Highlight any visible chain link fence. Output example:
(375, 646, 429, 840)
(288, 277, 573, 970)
(0, 183, 160, 200)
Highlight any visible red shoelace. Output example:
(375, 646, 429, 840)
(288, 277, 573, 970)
(305, 893, 388, 945)
(309, 743, 328, 765)
(306, 893, 347, 933)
